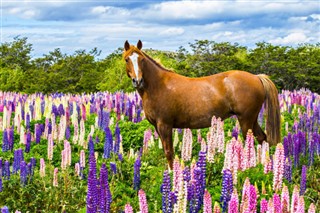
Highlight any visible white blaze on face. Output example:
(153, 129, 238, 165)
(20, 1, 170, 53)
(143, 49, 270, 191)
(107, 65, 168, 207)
(129, 52, 140, 80)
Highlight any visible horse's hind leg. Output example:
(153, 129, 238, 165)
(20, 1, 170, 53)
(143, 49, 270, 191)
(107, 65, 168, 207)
(156, 122, 174, 169)
(253, 120, 267, 144)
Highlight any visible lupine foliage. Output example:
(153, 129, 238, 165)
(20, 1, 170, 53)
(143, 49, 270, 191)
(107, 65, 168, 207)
(0, 89, 319, 212)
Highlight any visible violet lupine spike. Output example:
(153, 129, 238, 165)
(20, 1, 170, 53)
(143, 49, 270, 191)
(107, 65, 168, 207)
(220, 169, 233, 213)
(161, 170, 172, 213)
(13, 149, 24, 174)
(103, 126, 113, 159)
(88, 136, 94, 155)
(190, 167, 204, 213)
(133, 156, 141, 191)
(99, 163, 111, 213)
(20, 161, 27, 186)
(284, 157, 292, 183)
(1, 206, 9, 213)
(114, 123, 121, 154)
(65, 125, 71, 140)
(110, 162, 117, 175)
(25, 130, 31, 153)
(196, 151, 207, 194)
(2, 129, 9, 152)
(86, 153, 98, 213)
(300, 165, 307, 196)
(8, 127, 14, 150)
(293, 135, 301, 168)
(3, 161, 10, 180)
(0, 176, 2, 192)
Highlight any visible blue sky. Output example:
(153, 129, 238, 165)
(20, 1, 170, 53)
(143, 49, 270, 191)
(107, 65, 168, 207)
(2, 0, 320, 58)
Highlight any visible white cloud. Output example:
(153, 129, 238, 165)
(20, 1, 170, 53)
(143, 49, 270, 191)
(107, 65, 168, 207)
(269, 32, 311, 45)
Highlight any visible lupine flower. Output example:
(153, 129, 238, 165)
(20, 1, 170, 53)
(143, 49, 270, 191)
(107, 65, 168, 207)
(173, 156, 181, 193)
(296, 196, 305, 213)
(124, 203, 133, 213)
(13, 149, 24, 174)
(161, 170, 172, 213)
(281, 184, 290, 213)
(88, 136, 94, 155)
(181, 129, 193, 161)
(273, 143, 284, 192)
(1, 206, 9, 213)
(87, 153, 98, 212)
(110, 162, 117, 175)
(291, 185, 299, 213)
(134, 156, 141, 191)
(268, 199, 274, 213)
(138, 189, 148, 213)
(203, 189, 212, 213)
(273, 193, 281, 213)
(300, 165, 307, 195)
(228, 190, 239, 213)
(53, 168, 58, 187)
(99, 163, 112, 213)
(25, 130, 31, 153)
(264, 151, 272, 174)
(2, 129, 9, 152)
(284, 157, 292, 183)
(307, 203, 316, 213)
(20, 161, 27, 186)
(260, 198, 268, 213)
(243, 129, 256, 169)
(114, 123, 121, 154)
(80, 150, 86, 168)
(3, 161, 10, 180)
(249, 184, 257, 212)
(47, 134, 54, 160)
(240, 177, 250, 213)
(220, 169, 233, 212)
(190, 166, 204, 213)
(213, 202, 221, 213)
(197, 151, 206, 193)
(0, 176, 2, 192)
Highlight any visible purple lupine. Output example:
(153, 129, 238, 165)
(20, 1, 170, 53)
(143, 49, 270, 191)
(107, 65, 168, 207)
(190, 167, 204, 213)
(300, 165, 307, 195)
(35, 124, 42, 144)
(65, 125, 71, 140)
(293, 135, 301, 167)
(284, 157, 292, 183)
(2, 129, 9, 152)
(86, 153, 98, 212)
(134, 156, 141, 191)
(26, 113, 30, 130)
(20, 161, 27, 186)
(309, 132, 318, 166)
(231, 126, 238, 140)
(114, 123, 121, 154)
(13, 149, 24, 174)
(103, 126, 113, 159)
(283, 136, 290, 158)
(3, 161, 10, 180)
(220, 169, 233, 213)
(30, 157, 36, 177)
(161, 170, 173, 213)
(8, 127, 14, 150)
(101, 111, 110, 130)
(196, 151, 206, 195)
(1, 206, 9, 213)
(88, 136, 94, 155)
(99, 163, 112, 213)
(0, 176, 2, 192)
(110, 162, 117, 175)
(25, 130, 31, 153)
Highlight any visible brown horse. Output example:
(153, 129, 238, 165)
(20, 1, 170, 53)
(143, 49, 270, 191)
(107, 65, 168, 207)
(123, 40, 280, 169)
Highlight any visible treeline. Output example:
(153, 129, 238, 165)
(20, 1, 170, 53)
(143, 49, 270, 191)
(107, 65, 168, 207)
(1, 37, 319, 94)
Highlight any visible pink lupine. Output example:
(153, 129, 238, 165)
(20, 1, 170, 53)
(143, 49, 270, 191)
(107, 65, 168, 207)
(273, 143, 284, 192)
(291, 185, 299, 213)
(256, 144, 262, 164)
(296, 196, 305, 213)
(307, 203, 316, 213)
(268, 199, 274, 213)
(200, 138, 206, 152)
(240, 177, 250, 213)
(124, 203, 133, 213)
(203, 189, 212, 213)
(61, 150, 66, 170)
(75, 163, 80, 177)
(173, 155, 181, 192)
(181, 129, 192, 161)
(47, 134, 54, 160)
(260, 198, 268, 213)
(281, 184, 290, 213)
(261, 141, 269, 165)
(228, 190, 239, 213)
(138, 189, 148, 213)
(249, 184, 257, 212)
(273, 193, 281, 213)
(263, 151, 272, 174)
(80, 150, 86, 168)
(242, 129, 256, 170)
(174, 166, 187, 213)
(53, 168, 58, 187)
(40, 158, 46, 177)
(213, 202, 221, 213)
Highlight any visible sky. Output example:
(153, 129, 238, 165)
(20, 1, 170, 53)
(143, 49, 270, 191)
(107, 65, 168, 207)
(1, 0, 320, 58)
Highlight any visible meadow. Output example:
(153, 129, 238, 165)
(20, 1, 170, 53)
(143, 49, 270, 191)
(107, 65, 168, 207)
(0, 88, 319, 212)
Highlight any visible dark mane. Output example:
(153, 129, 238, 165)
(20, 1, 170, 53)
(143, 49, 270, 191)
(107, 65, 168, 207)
(142, 51, 174, 73)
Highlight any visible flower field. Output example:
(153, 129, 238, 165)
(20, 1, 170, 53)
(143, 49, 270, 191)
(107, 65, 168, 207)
(0, 89, 319, 212)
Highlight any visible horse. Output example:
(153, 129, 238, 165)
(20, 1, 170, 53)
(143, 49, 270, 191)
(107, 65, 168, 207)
(123, 40, 280, 169)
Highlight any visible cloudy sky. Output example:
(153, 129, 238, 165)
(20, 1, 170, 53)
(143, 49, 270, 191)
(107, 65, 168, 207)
(2, 0, 320, 58)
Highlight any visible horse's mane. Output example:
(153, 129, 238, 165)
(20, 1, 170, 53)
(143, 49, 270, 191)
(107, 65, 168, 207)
(123, 46, 174, 73)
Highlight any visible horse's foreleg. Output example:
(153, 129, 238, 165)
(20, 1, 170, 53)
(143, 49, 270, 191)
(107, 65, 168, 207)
(156, 122, 174, 170)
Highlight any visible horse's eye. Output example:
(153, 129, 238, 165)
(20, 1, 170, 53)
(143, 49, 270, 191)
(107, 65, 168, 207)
(125, 58, 129, 63)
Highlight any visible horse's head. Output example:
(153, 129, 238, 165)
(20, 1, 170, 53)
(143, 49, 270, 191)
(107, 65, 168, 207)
(123, 40, 145, 89)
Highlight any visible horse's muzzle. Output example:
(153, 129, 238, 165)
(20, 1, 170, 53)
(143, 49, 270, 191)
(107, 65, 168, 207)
(132, 78, 144, 89)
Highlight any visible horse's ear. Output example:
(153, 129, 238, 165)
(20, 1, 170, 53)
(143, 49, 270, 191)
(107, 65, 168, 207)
(137, 40, 143, 50)
(124, 40, 130, 51)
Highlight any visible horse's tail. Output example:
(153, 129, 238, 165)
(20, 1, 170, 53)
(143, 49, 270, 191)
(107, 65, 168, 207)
(257, 74, 281, 146)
